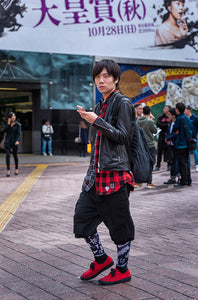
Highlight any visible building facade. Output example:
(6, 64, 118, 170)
(0, 0, 198, 154)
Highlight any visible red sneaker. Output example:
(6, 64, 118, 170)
(98, 268, 131, 285)
(80, 256, 114, 281)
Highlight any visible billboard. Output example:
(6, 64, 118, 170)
(0, 0, 198, 63)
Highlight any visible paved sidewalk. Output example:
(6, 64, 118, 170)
(0, 154, 198, 299)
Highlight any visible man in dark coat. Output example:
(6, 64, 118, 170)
(73, 59, 135, 285)
(153, 105, 171, 171)
(173, 102, 193, 187)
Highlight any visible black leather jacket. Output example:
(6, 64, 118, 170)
(3, 121, 21, 148)
(89, 91, 135, 171)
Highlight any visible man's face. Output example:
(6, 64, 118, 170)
(176, 108, 180, 115)
(163, 106, 169, 115)
(135, 105, 143, 118)
(184, 108, 191, 117)
(94, 68, 118, 99)
(168, 112, 175, 121)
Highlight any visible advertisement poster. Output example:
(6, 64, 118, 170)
(116, 65, 198, 116)
(0, 0, 197, 63)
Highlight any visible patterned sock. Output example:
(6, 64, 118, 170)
(85, 232, 107, 263)
(116, 241, 131, 272)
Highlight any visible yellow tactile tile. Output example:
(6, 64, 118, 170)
(0, 165, 47, 233)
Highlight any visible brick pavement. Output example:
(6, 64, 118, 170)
(0, 154, 198, 299)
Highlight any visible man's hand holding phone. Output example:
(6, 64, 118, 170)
(77, 105, 97, 124)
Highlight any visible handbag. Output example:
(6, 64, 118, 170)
(87, 143, 91, 154)
(0, 133, 6, 150)
(74, 137, 81, 143)
(182, 117, 197, 152)
(43, 134, 51, 141)
(188, 138, 197, 152)
(74, 127, 81, 143)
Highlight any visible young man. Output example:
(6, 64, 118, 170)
(73, 59, 135, 285)
(174, 102, 192, 187)
(134, 103, 143, 119)
(185, 105, 198, 172)
(164, 108, 179, 184)
(137, 106, 157, 188)
(154, 105, 170, 171)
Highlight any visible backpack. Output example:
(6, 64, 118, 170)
(112, 95, 152, 183)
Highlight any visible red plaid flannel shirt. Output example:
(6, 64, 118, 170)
(95, 97, 134, 196)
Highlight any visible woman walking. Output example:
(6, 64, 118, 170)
(3, 112, 21, 177)
(78, 120, 88, 157)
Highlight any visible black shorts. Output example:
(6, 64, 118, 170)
(73, 184, 135, 245)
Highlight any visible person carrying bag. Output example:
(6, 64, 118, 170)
(42, 120, 54, 156)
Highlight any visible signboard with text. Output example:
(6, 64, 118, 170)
(0, 0, 197, 63)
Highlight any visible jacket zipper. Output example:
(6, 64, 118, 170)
(98, 134, 102, 172)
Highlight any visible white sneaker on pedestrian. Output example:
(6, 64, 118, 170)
(49, 153, 53, 156)
(196, 165, 198, 172)
(146, 183, 156, 189)
(135, 183, 142, 188)
(43, 153, 47, 156)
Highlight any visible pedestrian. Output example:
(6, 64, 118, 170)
(73, 59, 135, 285)
(134, 103, 143, 119)
(164, 108, 180, 184)
(42, 120, 54, 156)
(154, 105, 171, 171)
(134, 103, 155, 188)
(137, 105, 157, 188)
(2, 112, 21, 177)
(173, 102, 192, 187)
(78, 120, 88, 157)
(133, 103, 144, 187)
(184, 105, 198, 172)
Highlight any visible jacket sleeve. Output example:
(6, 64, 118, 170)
(150, 122, 157, 134)
(157, 115, 168, 130)
(50, 125, 54, 134)
(173, 118, 179, 131)
(2, 123, 10, 133)
(42, 125, 46, 134)
(16, 123, 21, 142)
(92, 99, 134, 145)
(166, 131, 177, 141)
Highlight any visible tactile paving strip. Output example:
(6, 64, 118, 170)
(0, 165, 47, 233)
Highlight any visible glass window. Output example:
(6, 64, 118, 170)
(50, 54, 93, 110)
(0, 50, 93, 110)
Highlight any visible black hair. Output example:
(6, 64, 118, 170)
(163, 0, 185, 22)
(143, 105, 151, 115)
(169, 107, 176, 116)
(7, 112, 14, 118)
(186, 105, 192, 110)
(164, 0, 185, 10)
(176, 102, 186, 114)
(92, 59, 121, 85)
(134, 103, 142, 109)
(165, 105, 171, 109)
